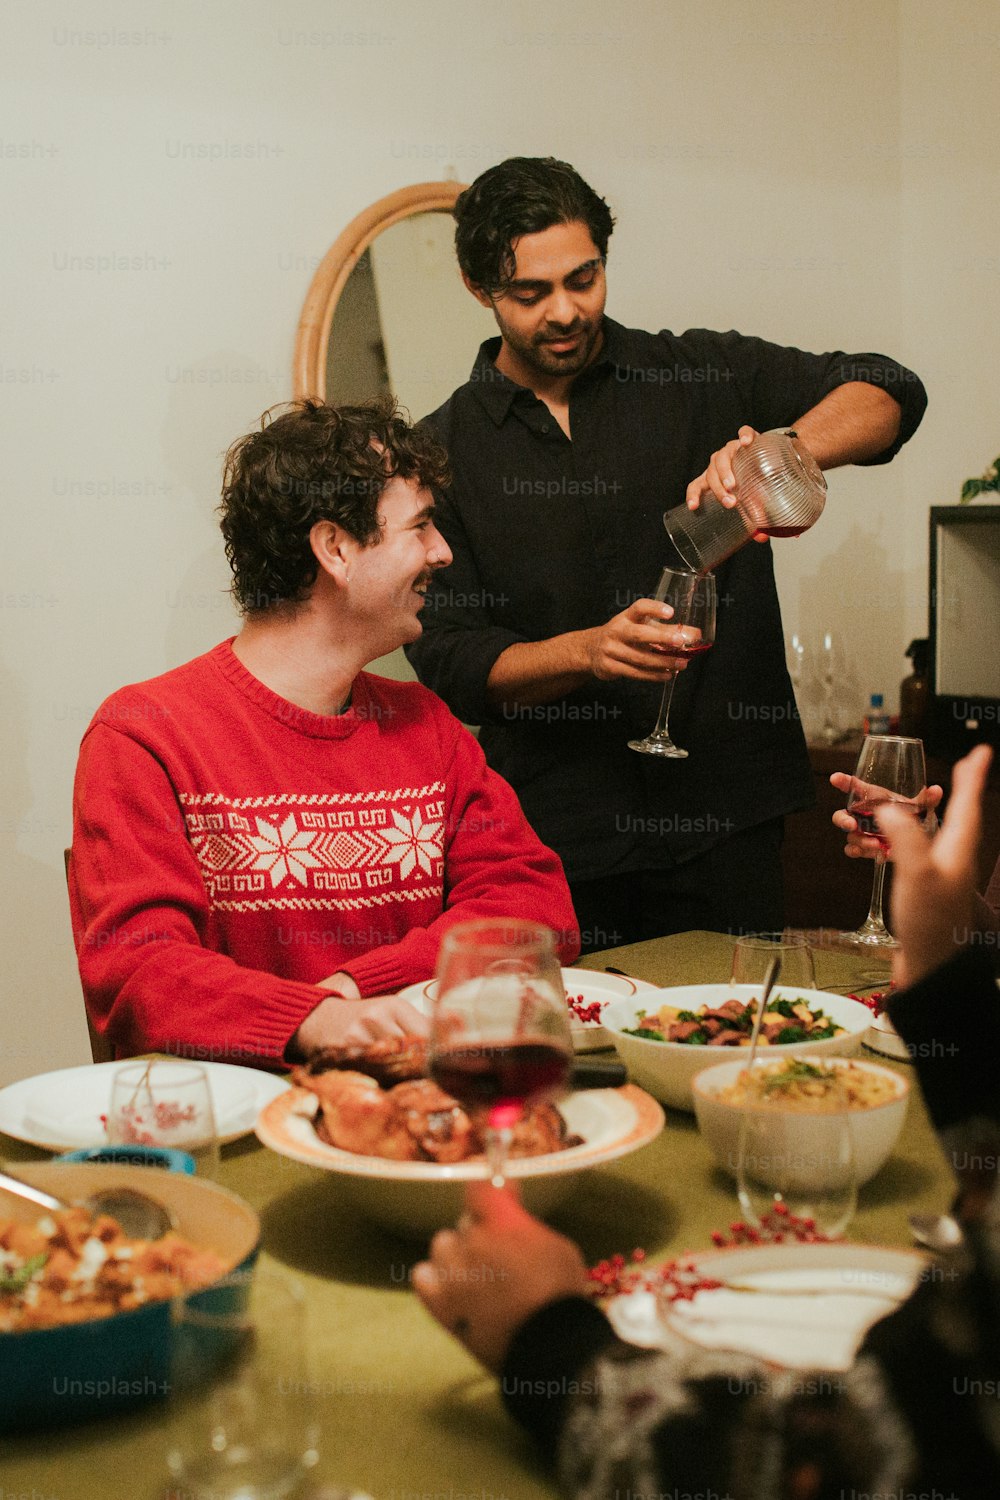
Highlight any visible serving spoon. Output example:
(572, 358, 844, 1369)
(0, 1166, 176, 1240)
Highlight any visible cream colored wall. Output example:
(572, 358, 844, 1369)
(1, 0, 993, 1085)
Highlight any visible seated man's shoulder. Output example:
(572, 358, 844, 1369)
(85, 645, 223, 740)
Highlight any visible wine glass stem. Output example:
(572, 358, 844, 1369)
(485, 1125, 513, 1188)
(866, 856, 888, 931)
(651, 672, 678, 738)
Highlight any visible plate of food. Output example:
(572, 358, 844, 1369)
(396, 967, 658, 1052)
(606, 1241, 926, 1372)
(255, 1038, 664, 1236)
(0, 1062, 291, 1151)
(601, 985, 873, 1111)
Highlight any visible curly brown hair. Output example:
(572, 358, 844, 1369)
(219, 398, 450, 614)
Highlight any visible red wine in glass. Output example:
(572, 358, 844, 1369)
(842, 736, 928, 947)
(429, 920, 574, 1186)
(629, 567, 717, 757)
(431, 1040, 571, 1130)
(849, 796, 929, 853)
(668, 640, 714, 660)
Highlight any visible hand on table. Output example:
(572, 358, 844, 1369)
(412, 1181, 589, 1373)
(290, 993, 429, 1058)
(830, 774, 942, 857)
(587, 600, 700, 682)
(878, 744, 991, 988)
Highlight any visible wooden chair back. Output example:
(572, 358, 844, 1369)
(63, 849, 114, 1064)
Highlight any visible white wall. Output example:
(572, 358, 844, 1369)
(2, 0, 995, 1085)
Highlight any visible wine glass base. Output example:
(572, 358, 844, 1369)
(628, 737, 688, 758)
(837, 927, 898, 951)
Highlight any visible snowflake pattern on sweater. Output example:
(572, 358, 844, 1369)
(180, 786, 446, 911)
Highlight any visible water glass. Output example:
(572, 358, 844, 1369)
(106, 1060, 219, 1178)
(735, 1065, 857, 1237)
(165, 1264, 320, 1500)
(730, 933, 817, 991)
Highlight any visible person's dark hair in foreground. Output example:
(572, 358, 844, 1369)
(453, 155, 615, 295)
(414, 745, 1000, 1499)
(219, 397, 450, 614)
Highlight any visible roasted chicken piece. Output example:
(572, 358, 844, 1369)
(302, 1067, 475, 1163)
(302, 1036, 428, 1087)
(293, 1035, 577, 1163)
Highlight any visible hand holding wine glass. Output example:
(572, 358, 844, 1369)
(841, 735, 930, 947)
(428, 920, 573, 1188)
(628, 567, 717, 758)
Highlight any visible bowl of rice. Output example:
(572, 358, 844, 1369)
(691, 1055, 910, 1187)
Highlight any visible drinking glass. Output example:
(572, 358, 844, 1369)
(730, 933, 817, 991)
(628, 568, 717, 758)
(820, 631, 838, 744)
(106, 1060, 219, 1178)
(842, 735, 929, 947)
(165, 1264, 320, 1500)
(735, 1064, 857, 1237)
(428, 919, 573, 1187)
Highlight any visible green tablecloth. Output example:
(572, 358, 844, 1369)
(2, 933, 953, 1500)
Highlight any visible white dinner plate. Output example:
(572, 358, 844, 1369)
(607, 1241, 926, 1371)
(0, 1061, 291, 1150)
(397, 966, 659, 1052)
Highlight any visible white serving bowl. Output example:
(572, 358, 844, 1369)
(256, 1083, 664, 1238)
(691, 1055, 910, 1186)
(602, 984, 874, 1113)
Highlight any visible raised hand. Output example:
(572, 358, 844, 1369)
(877, 744, 991, 988)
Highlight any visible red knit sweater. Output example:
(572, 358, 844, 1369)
(70, 641, 578, 1062)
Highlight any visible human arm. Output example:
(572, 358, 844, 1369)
(484, 601, 698, 710)
(683, 328, 926, 510)
(70, 725, 427, 1062)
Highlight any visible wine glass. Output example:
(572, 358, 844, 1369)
(628, 567, 717, 758)
(735, 1063, 857, 1237)
(428, 919, 573, 1188)
(106, 1060, 219, 1178)
(842, 735, 929, 947)
(730, 933, 816, 991)
(820, 631, 837, 744)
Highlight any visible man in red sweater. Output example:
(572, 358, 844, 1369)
(69, 400, 578, 1064)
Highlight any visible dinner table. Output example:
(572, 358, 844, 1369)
(1, 930, 956, 1500)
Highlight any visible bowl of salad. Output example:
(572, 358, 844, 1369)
(601, 984, 873, 1112)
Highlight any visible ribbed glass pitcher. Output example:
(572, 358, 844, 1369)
(663, 429, 827, 572)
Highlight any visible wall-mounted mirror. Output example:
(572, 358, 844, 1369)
(294, 181, 495, 415)
(294, 182, 496, 689)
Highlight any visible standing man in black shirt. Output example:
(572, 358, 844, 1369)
(406, 157, 927, 948)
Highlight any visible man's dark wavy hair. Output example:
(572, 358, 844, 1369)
(219, 398, 450, 615)
(454, 156, 615, 297)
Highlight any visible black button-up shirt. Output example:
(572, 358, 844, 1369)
(407, 319, 927, 883)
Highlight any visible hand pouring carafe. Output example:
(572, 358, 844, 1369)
(663, 428, 827, 573)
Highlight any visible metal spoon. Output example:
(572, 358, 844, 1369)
(744, 954, 782, 1070)
(0, 1166, 176, 1240)
(908, 1212, 965, 1253)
